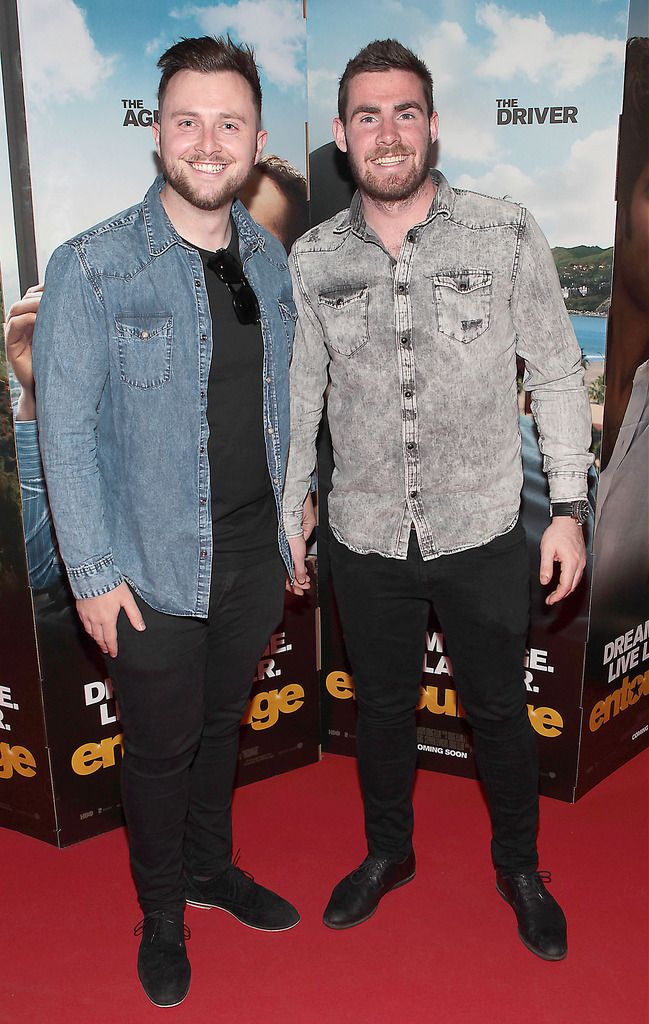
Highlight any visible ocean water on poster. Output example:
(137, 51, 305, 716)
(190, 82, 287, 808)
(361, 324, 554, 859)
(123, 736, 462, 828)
(570, 314, 607, 360)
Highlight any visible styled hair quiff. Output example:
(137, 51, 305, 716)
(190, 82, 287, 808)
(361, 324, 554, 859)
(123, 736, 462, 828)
(157, 35, 263, 119)
(337, 38, 434, 122)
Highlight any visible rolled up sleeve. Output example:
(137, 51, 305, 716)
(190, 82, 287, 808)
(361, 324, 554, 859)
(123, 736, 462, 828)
(282, 252, 330, 538)
(512, 210, 594, 501)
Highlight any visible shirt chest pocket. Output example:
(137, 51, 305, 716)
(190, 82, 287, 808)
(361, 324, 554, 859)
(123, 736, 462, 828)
(317, 287, 369, 357)
(115, 313, 173, 389)
(432, 270, 492, 344)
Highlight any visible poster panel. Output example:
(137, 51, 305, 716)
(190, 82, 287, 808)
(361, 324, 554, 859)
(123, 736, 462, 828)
(578, 23, 649, 796)
(1, 0, 315, 844)
(238, 572, 320, 786)
(0, 283, 55, 841)
(308, 0, 626, 800)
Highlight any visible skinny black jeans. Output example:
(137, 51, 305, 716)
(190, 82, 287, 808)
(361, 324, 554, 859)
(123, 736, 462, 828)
(110, 554, 286, 914)
(329, 521, 539, 874)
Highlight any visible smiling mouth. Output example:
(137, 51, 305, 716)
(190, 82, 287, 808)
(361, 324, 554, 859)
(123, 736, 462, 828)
(371, 154, 410, 166)
(188, 161, 229, 174)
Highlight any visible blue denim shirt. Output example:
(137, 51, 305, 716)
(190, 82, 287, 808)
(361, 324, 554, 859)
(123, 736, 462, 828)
(33, 176, 295, 616)
(284, 171, 593, 558)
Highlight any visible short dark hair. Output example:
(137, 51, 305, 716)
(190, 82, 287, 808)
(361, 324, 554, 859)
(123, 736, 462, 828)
(616, 37, 649, 232)
(338, 39, 434, 123)
(157, 35, 262, 120)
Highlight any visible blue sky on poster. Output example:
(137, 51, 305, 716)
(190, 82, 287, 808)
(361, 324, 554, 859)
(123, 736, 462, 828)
(307, 0, 629, 247)
(6, 0, 306, 298)
(0, 0, 634, 306)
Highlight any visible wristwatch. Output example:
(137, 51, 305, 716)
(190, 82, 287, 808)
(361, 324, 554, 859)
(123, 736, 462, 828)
(550, 500, 590, 525)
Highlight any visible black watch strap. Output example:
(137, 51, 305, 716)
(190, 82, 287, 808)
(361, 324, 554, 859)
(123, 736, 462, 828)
(550, 500, 590, 525)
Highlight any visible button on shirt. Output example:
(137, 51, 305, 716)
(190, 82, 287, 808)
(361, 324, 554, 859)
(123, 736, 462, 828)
(283, 171, 593, 559)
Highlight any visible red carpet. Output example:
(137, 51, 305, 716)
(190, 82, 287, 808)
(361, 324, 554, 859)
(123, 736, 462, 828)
(3, 751, 647, 1023)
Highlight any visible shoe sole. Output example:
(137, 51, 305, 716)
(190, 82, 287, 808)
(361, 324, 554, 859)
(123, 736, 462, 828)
(185, 898, 300, 932)
(141, 986, 191, 1009)
(323, 870, 416, 930)
(496, 883, 567, 962)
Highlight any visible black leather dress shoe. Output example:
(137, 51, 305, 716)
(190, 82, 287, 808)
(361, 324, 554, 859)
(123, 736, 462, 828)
(323, 850, 416, 929)
(496, 870, 567, 961)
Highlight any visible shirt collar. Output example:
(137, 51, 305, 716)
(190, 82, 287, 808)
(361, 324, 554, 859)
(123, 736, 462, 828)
(332, 169, 456, 238)
(142, 174, 266, 257)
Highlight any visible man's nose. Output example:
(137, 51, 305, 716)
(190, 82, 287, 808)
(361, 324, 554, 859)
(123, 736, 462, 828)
(376, 118, 400, 147)
(196, 125, 222, 154)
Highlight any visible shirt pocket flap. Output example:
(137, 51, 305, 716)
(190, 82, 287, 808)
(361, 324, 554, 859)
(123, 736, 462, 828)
(115, 312, 173, 389)
(432, 270, 492, 344)
(316, 287, 369, 356)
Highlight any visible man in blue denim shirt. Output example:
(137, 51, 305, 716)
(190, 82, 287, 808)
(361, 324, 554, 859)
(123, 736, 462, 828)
(285, 40, 592, 962)
(33, 37, 301, 1007)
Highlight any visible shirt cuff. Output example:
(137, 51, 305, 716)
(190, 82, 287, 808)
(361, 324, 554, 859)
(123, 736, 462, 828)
(283, 511, 304, 538)
(547, 473, 588, 503)
(66, 555, 123, 601)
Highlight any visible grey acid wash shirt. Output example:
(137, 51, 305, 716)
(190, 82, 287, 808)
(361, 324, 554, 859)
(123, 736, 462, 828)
(283, 171, 593, 559)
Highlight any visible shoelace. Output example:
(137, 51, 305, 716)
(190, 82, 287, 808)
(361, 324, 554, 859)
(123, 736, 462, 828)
(224, 849, 256, 900)
(513, 870, 553, 901)
(351, 856, 393, 886)
(133, 912, 191, 941)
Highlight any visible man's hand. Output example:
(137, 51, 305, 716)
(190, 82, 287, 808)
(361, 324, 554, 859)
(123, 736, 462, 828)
(539, 517, 586, 606)
(4, 284, 43, 421)
(76, 581, 146, 657)
(286, 492, 316, 596)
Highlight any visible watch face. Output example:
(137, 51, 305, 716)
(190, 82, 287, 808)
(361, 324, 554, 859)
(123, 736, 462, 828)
(573, 501, 590, 524)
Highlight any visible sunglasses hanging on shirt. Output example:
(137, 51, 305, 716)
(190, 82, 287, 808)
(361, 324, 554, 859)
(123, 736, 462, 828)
(207, 249, 261, 326)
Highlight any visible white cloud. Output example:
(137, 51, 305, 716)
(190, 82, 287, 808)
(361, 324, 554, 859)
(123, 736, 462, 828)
(475, 3, 624, 91)
(145, 34, 167, 57)
(455, 124, 618, 246)
(419, 21, 501, 164)
(19, 0, 114, 107)
(173, 0, 306, 88)
(307, 67, 339, 115)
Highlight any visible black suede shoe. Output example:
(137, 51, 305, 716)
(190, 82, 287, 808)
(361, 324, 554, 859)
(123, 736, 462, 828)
(135, 910, 191, 1007)
(185, 858, 299, 931)
(323, 850, 416, 929)
(496, 870, 567, 961)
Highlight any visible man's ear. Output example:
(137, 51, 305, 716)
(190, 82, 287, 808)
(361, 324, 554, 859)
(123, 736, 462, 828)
(332, 117, 348, 153)
(429, 111, 439, 146)
(254, 128, 268, 165)
(152, 120, 161, 158)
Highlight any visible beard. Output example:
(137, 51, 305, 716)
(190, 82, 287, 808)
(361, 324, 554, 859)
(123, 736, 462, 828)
(159, 151, 251, 212)
(346, 138, 434, 204)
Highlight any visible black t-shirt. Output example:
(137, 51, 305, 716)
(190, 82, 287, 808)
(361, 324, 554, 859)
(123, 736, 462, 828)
(195, 224, 277, 570)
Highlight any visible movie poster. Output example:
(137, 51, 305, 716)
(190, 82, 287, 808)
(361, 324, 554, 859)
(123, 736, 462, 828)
(578, 12, 649, 796)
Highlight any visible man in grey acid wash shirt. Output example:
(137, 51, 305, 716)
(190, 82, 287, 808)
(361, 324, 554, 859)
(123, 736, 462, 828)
(285, 40, 592, 961)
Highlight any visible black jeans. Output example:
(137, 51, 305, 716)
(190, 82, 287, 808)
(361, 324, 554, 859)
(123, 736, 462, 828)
(329, 521, 539, 874)
(110, 554, 286, 914)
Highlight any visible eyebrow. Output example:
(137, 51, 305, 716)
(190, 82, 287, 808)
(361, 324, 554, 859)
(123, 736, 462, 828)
(349, 100, 425, 119)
